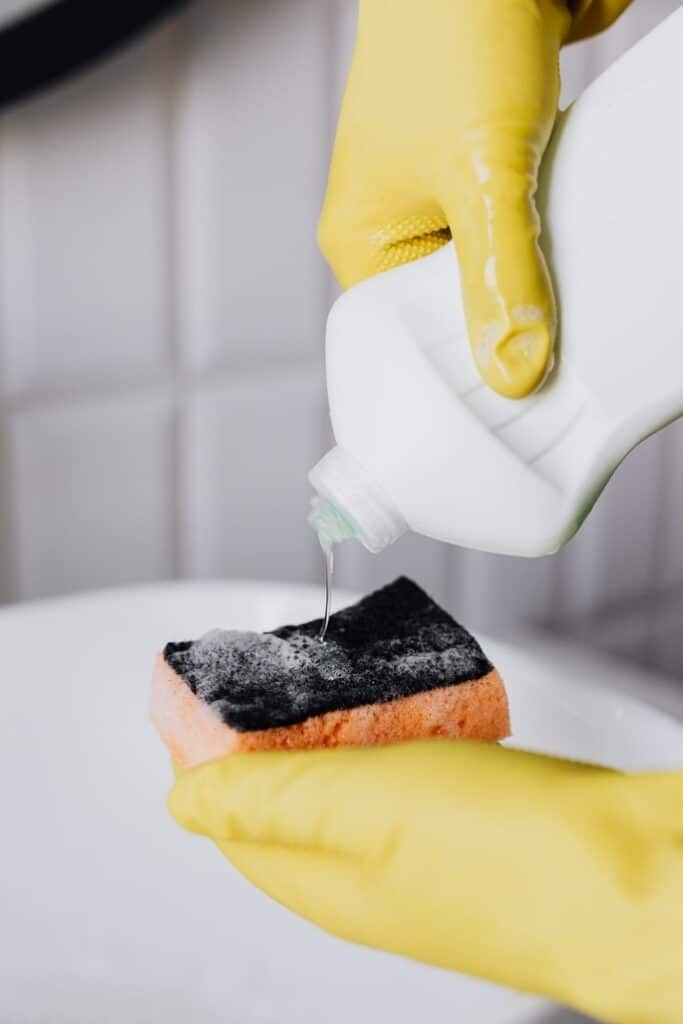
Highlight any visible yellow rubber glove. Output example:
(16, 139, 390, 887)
(568, 0, 633, 42)
(170, 741, 683, 1024)
(319, 0, 632, 398)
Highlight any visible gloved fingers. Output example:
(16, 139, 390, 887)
(441, 144, 557, 399)
(215, 837, 388, 950)
(318, 190, 450, 291)
(169, 743, 683, 1022)
(168, 740, 594, 857)
(169, 742, 414, 861)
(215, 832, 545, 983)
(321, 157, 558, 400)
(620, 771, 683, 836)
(213, 820, 683, 1024)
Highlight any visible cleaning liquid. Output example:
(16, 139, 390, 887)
(308, 496, 357, 641)
(308, 9, 683, 560)
(319, 546, 333, 642)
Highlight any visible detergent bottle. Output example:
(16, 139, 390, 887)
(308, 9, 683, 559)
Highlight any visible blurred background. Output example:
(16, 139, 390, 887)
(0, 0, 680, 679)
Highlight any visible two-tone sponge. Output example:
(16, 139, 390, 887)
(150, 577, 510, 769)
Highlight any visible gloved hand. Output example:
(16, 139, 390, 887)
(170, 740, 683, 1024)
(318, 0, 631, 398)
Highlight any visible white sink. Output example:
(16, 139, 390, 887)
(1, 580, 681, 1024)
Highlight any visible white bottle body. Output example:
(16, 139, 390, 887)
(309, 10, 683, 558)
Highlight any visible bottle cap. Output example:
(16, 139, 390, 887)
(308, 446, 408, 553)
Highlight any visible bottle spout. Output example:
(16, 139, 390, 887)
(308, 446, 408, 554)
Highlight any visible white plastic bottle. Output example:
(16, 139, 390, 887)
(309, 10, 683, 559)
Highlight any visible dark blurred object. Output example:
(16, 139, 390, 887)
(0, 0, 192, 110)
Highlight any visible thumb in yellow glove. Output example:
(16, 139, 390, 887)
(318, 0, 631, 398)
(170, 740, 683, 1024)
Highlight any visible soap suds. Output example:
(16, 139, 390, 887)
(164, 577, 493, 732)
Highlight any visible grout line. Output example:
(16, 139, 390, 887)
(322, 0, 348, 313)
(0, 120, 19, 603)
(0, 411, 19, 603)
(163, 13, 184, 581)
(0, 367, 176, 414)
(168, 390, 185, 578)
(322, 0, 339, 315)
(441, 541, 456, 616)
(548, 541, 569, 625)
(309, 0, 341, 588)
(643, 429, 675, 665)
(0, 349, 322, 416)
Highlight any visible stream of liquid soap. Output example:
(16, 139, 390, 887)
(309, 495, 356, 644)
(318, 542, 334, 642)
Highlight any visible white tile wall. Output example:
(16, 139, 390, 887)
(650, 596, 683, 679)
(175, 0, 330, 371)
(334, 530, 452, 611)
(10, 393, 174, 599)
(181, 366, 324, 583)
(552, 434, 664, 619)
(0, 29, 173, 395)
(0, 0, 680, 679)
(452, 547, 559, 636)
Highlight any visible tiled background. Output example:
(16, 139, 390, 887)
(0, 0, 681, 680)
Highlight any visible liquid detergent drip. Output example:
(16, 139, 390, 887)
(308, 497, 357, 641)
(307, 11, 683, 559)
(319, 548, 333, 643)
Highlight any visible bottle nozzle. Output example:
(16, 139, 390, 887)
(308, 446, 407, 554)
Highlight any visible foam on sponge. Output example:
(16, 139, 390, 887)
(163, 577, 494, 733)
